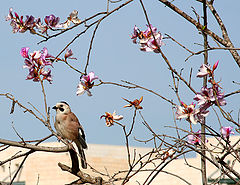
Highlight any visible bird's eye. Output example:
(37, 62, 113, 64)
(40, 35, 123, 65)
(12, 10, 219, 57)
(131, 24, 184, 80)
(60, 104, 63, 107)
(59, 107, 64, 112)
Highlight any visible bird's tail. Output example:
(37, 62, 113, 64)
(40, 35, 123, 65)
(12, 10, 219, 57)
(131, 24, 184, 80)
(69, 149, 80, 173)
(75, 140, 87, 169)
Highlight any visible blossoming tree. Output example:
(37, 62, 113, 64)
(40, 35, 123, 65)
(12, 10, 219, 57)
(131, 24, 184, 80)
(1, 0, 240, 184)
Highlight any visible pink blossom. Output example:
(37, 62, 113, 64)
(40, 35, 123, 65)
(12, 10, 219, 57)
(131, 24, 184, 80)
(196, 64, 211, 78)
(24, 15, 35, 30)
(187, 130, 201, 145)
(213, 60, 219, 71)
(40, 68, 52, 83)
(40, 47, 53, 66)
(140, 32, 164, 53)
(187, 130, 208, 145)
(81, 72, 98, 83)
(20, 47, 54, 83)
(5, 8, 13, 21)
(176, 102, 199, 124)
(76, 81, 92, 96)
(131, 25, 139, 44)
(194, 87, 215, 106)
(131, 24, 164, 52)
(76, 72, 98, 96)
(197, 60, 219, 78)
(194, 86, 226, 110)
(68, 10, 81, 24)
(6, 8, 37, 34)
(23, 59, 34, 69)
(176, 102, 209, 124)
(143, 24, 157, 36)
(20, 47, 30, 58)
(59, 10, 81, 28)
(44, 14, 60, 27)
(35, 18, 48, 33)
(220, 126, 234, 140)
(26, 68, 39, 82)
(213, 86, 226, 106)
(6, 8, 67, 34)
(195, 108, 209, 124)
(30, 50, 41, 60)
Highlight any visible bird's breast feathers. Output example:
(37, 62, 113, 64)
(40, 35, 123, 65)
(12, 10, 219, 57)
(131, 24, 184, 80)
(55, 113, 80, 140)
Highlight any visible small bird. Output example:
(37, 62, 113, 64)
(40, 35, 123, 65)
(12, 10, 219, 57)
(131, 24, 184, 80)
(52, 101, 87, 169)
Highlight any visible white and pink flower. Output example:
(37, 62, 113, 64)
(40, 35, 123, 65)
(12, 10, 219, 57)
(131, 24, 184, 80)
(76, 72, 98, 96)
(131, 24, 164, 53)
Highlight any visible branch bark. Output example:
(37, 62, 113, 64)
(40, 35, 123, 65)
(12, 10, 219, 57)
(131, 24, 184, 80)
(157, 0, 240, 67)
(0, 138, 69, 152)
(201, 1, 208, 184)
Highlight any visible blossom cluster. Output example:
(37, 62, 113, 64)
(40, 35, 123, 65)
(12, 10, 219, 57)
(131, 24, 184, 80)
(100, 96, 144, 127)
(195, 60, 226, 107)
(187, 126, 234, 144)
(175, 102, 209, 125)
(174, 61, 233, 143)
(6, 8, 81, 34)
(131, 25, 164, 53)
(176, 61, 226, 126)
(20, 47, 54, 83)
(194, 86, 226, 110)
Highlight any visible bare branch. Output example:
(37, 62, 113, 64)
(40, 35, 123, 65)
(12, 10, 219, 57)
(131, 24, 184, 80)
(157, 0, 240, 67)
(0, 138, 69, 152)
(58, 163, 106, 184)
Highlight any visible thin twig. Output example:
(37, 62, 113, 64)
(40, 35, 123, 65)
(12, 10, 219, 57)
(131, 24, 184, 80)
(9, 152, 29, 185)
(38, 12, 107, 44)
(10, 100, 16, 114)
(165, 33, 194, 54)
(185, 47, 240, 62)
(11, 122, 26, 145)
(126, 109, 137, 137)
(28, 102, 46, 121)
(84, 20, 102, 74)
(99, 80, 176, 106)
(39, 79, 50, 129)
(0, 93, 45, 124)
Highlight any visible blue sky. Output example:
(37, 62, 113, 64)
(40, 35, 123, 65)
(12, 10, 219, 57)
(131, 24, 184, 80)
(1, 0, 239, 148)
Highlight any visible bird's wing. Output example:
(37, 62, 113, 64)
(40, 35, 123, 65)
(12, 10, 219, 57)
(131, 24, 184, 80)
(69, 112, 88, 149)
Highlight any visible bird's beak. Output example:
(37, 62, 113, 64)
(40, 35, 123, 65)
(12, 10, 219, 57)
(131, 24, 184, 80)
(52, 106, 57, 110)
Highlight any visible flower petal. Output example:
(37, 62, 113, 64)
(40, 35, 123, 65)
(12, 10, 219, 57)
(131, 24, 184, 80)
(20, 47, 30, 58)
(190, 114, 197, 124)
(88, 71, 98, 82)
(76, 83, 86, 96)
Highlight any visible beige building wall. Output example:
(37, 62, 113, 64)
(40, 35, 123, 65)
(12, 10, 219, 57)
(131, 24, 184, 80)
(129, 136, 240, 185)
(0, 136, 239, 185)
